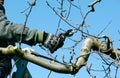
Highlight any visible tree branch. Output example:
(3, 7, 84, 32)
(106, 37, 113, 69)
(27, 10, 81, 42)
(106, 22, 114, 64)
(0, 37, 120, 75)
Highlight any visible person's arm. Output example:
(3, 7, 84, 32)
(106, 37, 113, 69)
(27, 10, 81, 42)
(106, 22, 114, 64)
(0, 10, 42, 45)
(0, 4, 64, 53)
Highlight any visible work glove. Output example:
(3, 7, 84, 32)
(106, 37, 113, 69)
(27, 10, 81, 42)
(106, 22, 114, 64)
(43, 33, 64, 53)
(34, 30, 64, 53)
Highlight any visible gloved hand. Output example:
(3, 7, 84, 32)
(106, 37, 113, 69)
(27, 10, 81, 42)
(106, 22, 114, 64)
(43, 33, 64, 53)
(34, 30, 64, 53)
(34, 29, 73, 53)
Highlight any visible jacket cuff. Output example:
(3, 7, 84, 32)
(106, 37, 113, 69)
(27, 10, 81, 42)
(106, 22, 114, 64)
(34, 30, 44, 44)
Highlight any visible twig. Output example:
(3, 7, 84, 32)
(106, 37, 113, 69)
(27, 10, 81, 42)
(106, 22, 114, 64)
(69, 47, 75, 63)
(97, 20, 112, 36)
(46, 0, 76, 29)
(88, 0, 101, 12)
(46, 0, 100, 39)
(19, 0, 36, 47)
(66, 0, 72, 19)
(55, 0, 64, 35)
(115, 66, 119, 78)
(47, 71, 52, 78)
(102, 65, 112, 78)
(81, 0, 101, 27)
(86, 64, 96, 78)
(47, 55, 57, 78)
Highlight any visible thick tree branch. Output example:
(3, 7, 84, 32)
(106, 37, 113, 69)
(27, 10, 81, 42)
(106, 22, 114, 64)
(0, 37, 119, 74)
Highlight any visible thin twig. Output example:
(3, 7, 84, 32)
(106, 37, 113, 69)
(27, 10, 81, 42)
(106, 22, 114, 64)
(97, 20, 112, 36)
(55, 0, 64, 35)
(47, 55, 57, 78)
(115, 66, 118, 78)
(19, 0, 36, 47)
(81, 0, 101, 27)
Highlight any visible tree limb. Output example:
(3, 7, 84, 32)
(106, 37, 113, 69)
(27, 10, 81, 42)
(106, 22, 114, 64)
(0, 37, 119, 74)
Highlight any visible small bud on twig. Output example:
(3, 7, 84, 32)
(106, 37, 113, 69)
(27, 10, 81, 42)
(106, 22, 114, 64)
(31, 1, 36, 6)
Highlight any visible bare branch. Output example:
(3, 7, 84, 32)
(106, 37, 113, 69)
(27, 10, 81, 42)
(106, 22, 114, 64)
(0, 36, 120, 76)
(97, 20, 112, 36)
(81, 0, 101, 27)
(88, 0, 101, 12)
(19, 0, 37, 46)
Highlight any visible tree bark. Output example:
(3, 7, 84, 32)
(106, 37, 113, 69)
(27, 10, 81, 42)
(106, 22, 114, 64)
(0, 37, 119, 74)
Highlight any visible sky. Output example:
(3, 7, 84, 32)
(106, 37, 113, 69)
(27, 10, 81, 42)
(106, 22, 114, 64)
(4, 0, 120, 78)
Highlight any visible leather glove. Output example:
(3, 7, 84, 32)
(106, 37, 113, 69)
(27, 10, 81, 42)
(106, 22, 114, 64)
(43, 33, 64, 53)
